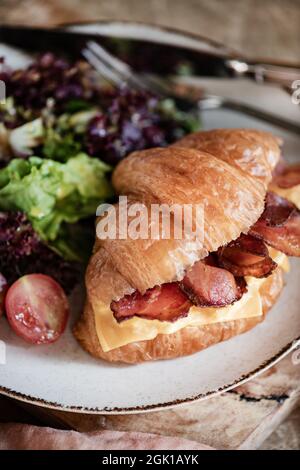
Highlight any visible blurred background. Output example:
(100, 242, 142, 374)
(0, 0, 299, 62)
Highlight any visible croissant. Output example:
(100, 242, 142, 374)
(74, 129, 288, 363)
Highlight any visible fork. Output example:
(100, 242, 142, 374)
(82, 41, 300, 135)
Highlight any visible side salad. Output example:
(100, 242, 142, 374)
(0, 52, 200, 344)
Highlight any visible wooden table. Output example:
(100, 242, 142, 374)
(0, 0, 300, 450)
(1, 0, 300, 62)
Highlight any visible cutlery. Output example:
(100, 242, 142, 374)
(83, 40, 300, 134)
(1, 24, 300, 134)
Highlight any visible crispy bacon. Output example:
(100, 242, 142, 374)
(180, 259, 247, 307)
(250, 192, 300, 257)
(273, 156, 288, 178)
(111, 283, 192, 323)
(218, 234, 277, 278)
(273, 164, 300, 189)
(111, 255, 248, 322)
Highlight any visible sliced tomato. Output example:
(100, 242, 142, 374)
(0, 273, 8, 317)
(5, 274, 69, 344)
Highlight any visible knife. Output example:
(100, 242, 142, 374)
(0, 24, 299, 89)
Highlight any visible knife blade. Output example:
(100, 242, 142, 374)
(0, 24, 299, 90)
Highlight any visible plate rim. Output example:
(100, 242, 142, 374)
(1, 337, 299, 414)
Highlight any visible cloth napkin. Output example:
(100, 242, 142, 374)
(0, 423, 213, 450)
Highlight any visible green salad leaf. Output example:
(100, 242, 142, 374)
(42, 110, 99, 162)
(64, 99, 94, 113)
(0, 153, 113, 260)
(159, 98, 201, 134)
(42, 128, 82, 162)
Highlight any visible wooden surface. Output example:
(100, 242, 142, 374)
(0, 0, 300, 62)
(0, 0, 300, 450)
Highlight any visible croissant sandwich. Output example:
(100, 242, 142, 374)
(74, 129, 300, 363)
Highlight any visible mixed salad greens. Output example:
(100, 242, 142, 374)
(0, 153, 112, 261)
(0, 52, 200, 343)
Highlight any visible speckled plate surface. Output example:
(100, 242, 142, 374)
(0, 22, 300, 414)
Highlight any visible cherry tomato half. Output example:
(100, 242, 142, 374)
(5, 274, 69, 344)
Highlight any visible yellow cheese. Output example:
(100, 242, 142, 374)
(94, 249, 289, 352)
(271, 184, 300, 209)
(268, 247, 290, 273)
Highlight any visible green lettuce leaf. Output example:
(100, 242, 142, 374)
(42, 129, 82, 162)
(0, 153, 113, 260)
(42, 110, 98, 162)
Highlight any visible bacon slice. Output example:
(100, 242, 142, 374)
(218, 234, 277, 278)
(273, 164, 300, 189)
(250, 192, 300, 257)
(111, 255, 248, 323)
(111, 283, 192, 323)
(273, 156, 288, 178)
(180, 258, 247, 307)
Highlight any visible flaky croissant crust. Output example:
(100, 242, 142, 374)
(74, 129, 282, 362)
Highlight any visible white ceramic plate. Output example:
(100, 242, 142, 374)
(0, 22, 300, 414)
